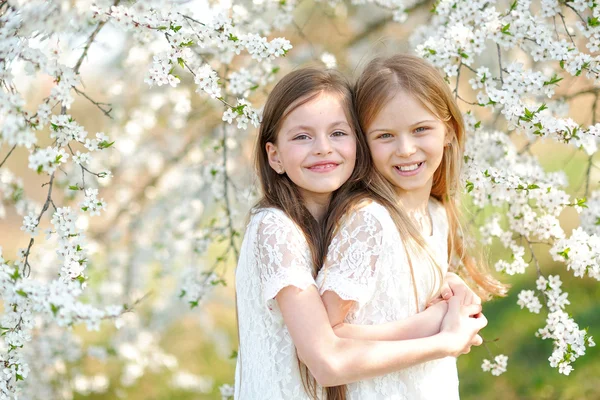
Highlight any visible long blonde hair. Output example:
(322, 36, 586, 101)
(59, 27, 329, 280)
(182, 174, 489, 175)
(354, 54, 508, 298)
(321, 52, 508, 400)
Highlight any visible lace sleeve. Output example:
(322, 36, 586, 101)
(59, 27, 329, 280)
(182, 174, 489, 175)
(256, 210, 316, 305)
(317, 206, 384, 307)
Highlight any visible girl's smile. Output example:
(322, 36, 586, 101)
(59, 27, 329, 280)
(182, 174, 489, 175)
(393, 161, 425, 176)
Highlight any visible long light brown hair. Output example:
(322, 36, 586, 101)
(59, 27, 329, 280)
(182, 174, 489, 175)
(253, 67, 372, 400)
(322, 55, 508, 399)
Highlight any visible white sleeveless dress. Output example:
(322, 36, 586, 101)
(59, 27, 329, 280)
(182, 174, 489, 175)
(234, 207, 323, 399)
(316, 199, 459, 400)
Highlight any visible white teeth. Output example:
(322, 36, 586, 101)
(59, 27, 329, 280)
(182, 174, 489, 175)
(396, 163, 420, 172)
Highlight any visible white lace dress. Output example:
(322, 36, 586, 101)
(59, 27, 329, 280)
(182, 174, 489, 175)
(316, 199, 459, 400)
(234, 207, 323, 399)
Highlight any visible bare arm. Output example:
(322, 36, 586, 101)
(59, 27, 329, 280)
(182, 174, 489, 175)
(277, 285, 486, 387)
(321, 290, 448, 341)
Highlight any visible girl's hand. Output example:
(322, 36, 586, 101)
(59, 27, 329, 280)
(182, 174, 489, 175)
(439, 296, 487, 357)
(429, 272, 481, 307)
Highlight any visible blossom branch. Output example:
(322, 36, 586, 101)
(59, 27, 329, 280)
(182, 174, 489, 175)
(72, 87, 113, 119)
(0, 144, 17, 169)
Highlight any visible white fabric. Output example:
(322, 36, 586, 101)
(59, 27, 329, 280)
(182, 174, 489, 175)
(317, 199, 459, 400)
(234, 207, 322, 399)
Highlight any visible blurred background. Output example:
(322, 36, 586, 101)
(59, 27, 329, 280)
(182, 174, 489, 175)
(1, 0, 598, 398)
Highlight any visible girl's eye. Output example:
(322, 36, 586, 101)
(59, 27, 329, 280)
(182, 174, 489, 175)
(414, 126, 430, 133)
(293, 134, 310, 140)
(331, 130, 347, 137)
(378, 133, 392, 139)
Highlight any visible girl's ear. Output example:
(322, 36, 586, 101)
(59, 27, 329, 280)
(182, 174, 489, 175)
(266, 142, 285, 174)
(444, 125, 454, 147)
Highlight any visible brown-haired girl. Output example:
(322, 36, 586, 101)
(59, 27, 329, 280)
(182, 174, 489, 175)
(316, 55, 506, 399)
(235, 66, 487, 399)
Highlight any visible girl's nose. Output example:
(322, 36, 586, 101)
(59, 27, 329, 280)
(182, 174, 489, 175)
(314, 134, 333, 156)
(395, 135, 416, 157)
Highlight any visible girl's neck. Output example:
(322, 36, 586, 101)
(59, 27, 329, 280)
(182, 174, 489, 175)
(395, 182, 432, 236)
(300, 191, 332, 222)
(395, 182, 431, 215)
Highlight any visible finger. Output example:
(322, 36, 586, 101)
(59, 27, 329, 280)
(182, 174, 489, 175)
(463, 303, 482, 317)
(473, 313, 488, 329)
(447, 296, 461, 316)
(440, 282, 453, 300)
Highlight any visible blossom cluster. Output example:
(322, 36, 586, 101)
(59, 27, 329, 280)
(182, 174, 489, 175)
(481, 354, 508, 376)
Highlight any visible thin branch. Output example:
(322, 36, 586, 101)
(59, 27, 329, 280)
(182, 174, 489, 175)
(0, 144, 17, 169)
(584, 154, 594, 198)
(558, 12, 576, 46)
(346, 0, 431, 47)
(561, 87, 600, 101)
(72, 0, 121, 74)
(22, 172, 56, 277)
(221, 123, 240, 261)
(73, 87, 113, 119)
(564, 3, 587, 26)
(497, 44, 504, 85)
(456, 93, 479, 106)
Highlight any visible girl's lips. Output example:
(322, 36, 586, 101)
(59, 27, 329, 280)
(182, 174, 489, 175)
(306, 163, 339, 173)
(393, 161, 424, 177)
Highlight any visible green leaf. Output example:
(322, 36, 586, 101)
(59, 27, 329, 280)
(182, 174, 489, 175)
(557, 248, 570, 260)
(465, 181, 474, 193)
(527, 184, 540, 190)
(157, 26, 168, 31)
(180, 40, 194, 47)
(81, 206, 89, 211)
(229, 350, 238, 359)
(474, 121, 481, 129)
(76, 275, 86, 284)
(16, 289, 28, 298)
(509, 0, 518, 12)
(99, 140, 115, 149)
(560, 60, 565, 69)
(177, 57, 185, 69)
(179, 290, 187, 298)
(588, 16, 600, 27)
(211, 278, 227, 286)
(501, 23, 511, 35)
(543, 74, 563, 86)
(172, 25, 182, 32)
(69, 185, 80, 191)
(50, 303, 60, 316)
(189, 300, 199, 309)
(228, 33, 239, 42)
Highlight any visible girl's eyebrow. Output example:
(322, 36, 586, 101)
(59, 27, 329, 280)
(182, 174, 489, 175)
(286, 121, 350, 134)
(368, 119, 440, 134)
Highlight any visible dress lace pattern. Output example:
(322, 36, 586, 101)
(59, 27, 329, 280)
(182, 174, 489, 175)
(317, 200, 459, 400)
(234, 208, 322, 399)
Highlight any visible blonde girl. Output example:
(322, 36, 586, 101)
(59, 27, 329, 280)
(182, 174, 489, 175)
(234, 67, 487, 399)
(317, 54, 506, 399)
